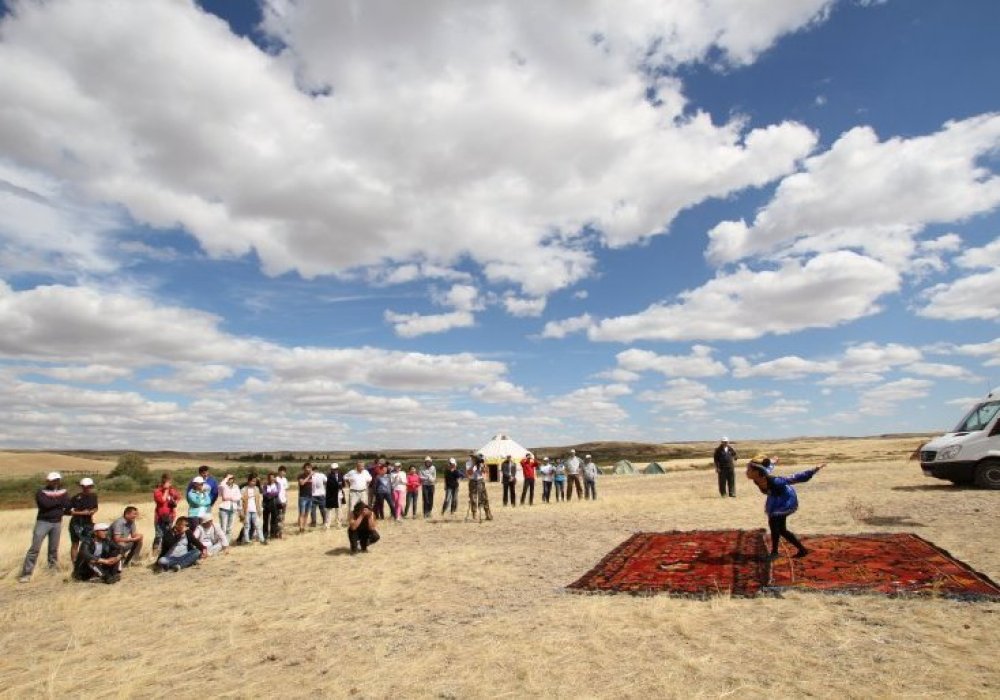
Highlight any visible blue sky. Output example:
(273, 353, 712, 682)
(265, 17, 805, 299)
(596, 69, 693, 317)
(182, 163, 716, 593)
(0, 0, 998, 450)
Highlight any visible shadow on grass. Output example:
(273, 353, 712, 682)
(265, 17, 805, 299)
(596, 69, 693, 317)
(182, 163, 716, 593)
(860, 515, 927, 527)
(891, 484, 974, 492)
(325, 546, 353, 557)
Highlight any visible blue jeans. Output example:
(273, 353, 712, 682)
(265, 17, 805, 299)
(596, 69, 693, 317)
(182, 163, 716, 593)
(158, 549, 201, 570)
(298, 496, 313, 516)
(311, 501, 328, 526)
(442, 485, 459, 513)
(218, 508, 238, 539)
(421, 484, 435, 516)
(21, 520, 62, 576)
(243, 513, 265, 543)
(585, 479, 597, 499)
(403, 492, 418, 518)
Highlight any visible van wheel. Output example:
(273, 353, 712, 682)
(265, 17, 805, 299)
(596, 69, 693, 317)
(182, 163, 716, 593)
(974, 461, 1000, 489)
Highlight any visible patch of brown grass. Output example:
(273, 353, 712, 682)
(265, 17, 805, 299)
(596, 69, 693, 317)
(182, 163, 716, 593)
(0, 437, 996, 698)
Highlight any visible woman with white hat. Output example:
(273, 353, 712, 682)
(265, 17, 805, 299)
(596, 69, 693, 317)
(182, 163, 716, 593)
(186, 476, 211, 531)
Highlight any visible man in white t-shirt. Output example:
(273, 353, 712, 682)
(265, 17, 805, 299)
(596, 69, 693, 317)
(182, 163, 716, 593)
(310, 468, 329, 528)
(565, 449, 583, 501)
(343, 462, 373, 512)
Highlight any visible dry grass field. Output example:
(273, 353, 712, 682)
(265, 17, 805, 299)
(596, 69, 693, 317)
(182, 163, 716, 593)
(0, 452, 117, 478)
(0, 436, 997, 699)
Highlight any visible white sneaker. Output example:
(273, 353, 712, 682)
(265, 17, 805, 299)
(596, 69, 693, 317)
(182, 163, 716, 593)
(18, 575, 30, 584)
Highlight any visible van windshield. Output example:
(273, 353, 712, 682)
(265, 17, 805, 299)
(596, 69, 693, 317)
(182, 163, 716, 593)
(954, 400, 1000, 432)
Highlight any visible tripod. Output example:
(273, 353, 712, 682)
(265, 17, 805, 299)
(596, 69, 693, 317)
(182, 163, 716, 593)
(464, 480, 485, 523)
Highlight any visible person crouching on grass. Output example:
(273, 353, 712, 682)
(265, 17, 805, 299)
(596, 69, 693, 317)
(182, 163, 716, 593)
(347, 501, 380, 554)
(73, 523, 122, 584)
(746, 456, 826, 561)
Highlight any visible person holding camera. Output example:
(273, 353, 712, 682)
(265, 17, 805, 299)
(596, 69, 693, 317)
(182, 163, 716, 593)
(347, 501, 380, 554)
(152, 473, 180, 553)
(466, 453, 492, 521)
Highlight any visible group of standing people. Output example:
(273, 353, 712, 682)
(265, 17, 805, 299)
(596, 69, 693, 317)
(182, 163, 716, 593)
(508, 449, 601, 507)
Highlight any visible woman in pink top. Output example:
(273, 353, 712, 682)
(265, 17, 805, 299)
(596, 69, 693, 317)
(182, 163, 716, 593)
(403, 466, 421, 519)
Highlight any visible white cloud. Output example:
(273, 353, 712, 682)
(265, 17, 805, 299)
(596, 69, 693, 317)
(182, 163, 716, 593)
(541, 313, 594, 339)
(730, 355, 836, 379)
(616, 345, 727, 378)
(548, 383, 632, 424)
(502, 295, 547, 318)
(955, 235, 1000, 268)
(950, 337, 1000, 367)
(30, 364, 132, 384)
(706, 114, 1000, 268)
(906, 362, 981, 382)
(473, 380, 532, 404)
(758, 398, 810, 417)
(859, 378, 933, 415)
(144, 364, 235, 393)
(0, 0, 827, 297)
(585, 251, 898, 342)
(918, 269, 1000, 321)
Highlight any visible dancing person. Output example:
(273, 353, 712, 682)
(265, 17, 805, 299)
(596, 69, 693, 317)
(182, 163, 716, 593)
(263, 472, 282, 539)
(553, 459, 567, 502)
(714, 437, 739, 498)
(310, 465, 329, 528)
(442, 458, 462, 515)
(419, 457, 436, 518)
(539, 457, 554, 503)
(241, 474, 267, 545)
(404, 466, 420, 519)
(275, 465, 289, 539)
(186, 476, 211, 531)
(157, 517, 207, 572)
(500, 455, 517, 507)
(344, 462, 372, 512)
(326, 464, 344, 528)
(583, 454, 600, 500)
(390, 463, 407, 521)
(18, 472, 71, 583)
(296, 463, 314, 534)
(347, 501, 380, 554)
(520, 452, 537, 506)
(565, 449, 583, 501)
(72, 523, 121, 584)
(746, 457, 826, 561)
(152, 473, 180, 553)
(68, 477, 98, 563)
(193, 511, 229, 556)
(217, 473, 241, 541)
(110, 506, 144, 568)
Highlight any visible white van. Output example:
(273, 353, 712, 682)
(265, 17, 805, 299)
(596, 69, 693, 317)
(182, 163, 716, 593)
(920, 388, 1000, 489)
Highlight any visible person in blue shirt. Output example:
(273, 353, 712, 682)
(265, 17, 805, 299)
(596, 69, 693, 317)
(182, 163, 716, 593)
(746, 456, 826, 561)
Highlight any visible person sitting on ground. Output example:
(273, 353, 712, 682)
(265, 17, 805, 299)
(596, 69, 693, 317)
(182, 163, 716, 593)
(193, 510, 229, 556)
(186, 476, 211, 531)
(157, 517, 207, 572)
(441, 458, 462, 515)
(326, 463, 345, 527)
(403, 466, 421, 519)
(583, 454, 600, 500)
(18, 472, 71, 584)
(746, 456, 826, 561)
(72, 523, 122, 584)
(110, 506, 144, 568)
(347, 501, 379, 554)
(68, 477, 99, 564)
(152, 473, 180, 553)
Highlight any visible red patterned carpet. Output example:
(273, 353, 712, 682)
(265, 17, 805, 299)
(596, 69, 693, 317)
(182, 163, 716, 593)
(568, 531, 1000, 600)
(767, 533, 1000, 600)
(566, 530, 768, 597)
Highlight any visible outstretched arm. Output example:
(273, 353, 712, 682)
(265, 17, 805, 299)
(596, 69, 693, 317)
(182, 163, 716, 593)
(787, 464, 826, 484)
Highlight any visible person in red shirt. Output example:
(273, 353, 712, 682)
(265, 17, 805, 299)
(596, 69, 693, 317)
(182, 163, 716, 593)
(152, 473, 181, 552)
(520, 452, 538, 506)
(403, 466, 421, 519)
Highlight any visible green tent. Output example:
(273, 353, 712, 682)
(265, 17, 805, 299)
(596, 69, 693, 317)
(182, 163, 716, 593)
(642, 462, 665, 475)
(610, 459, 635, 475)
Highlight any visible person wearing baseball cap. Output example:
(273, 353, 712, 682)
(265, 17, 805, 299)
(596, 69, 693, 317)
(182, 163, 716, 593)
(68, 476, 99, 564)
(18, 472, 71, 583)
(583, 454, 600, 500)
(441, 458, 462, 516)
(539, 457, 554, 503)
(713, 437, 739, 498)
(186, 475, 211, 531)
(72, 522, 122, 584)
(565, 449, 583, 501)
(419, 457, 436, 519)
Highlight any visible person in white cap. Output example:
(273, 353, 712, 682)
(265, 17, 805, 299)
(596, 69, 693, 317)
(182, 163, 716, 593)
(68, 476, 99, 563)
(565, 449, 583, 501)
(192, 510, 229, 556)
(186, 476, 211, 530)
(72, 523, 121, 584)
(583, 454, 600, 500)
(419, 457, 436, 518)
(18, 472, 71, 583)
(713, 437, 739, 498)
(325, 463, 345, 527)
(539, 457, 555, 503)
(343, 462, 373, 513)
(441, 458, 463, 515)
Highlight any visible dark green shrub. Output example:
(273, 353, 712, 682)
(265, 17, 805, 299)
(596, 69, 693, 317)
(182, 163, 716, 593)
(110, 452, 150, 482)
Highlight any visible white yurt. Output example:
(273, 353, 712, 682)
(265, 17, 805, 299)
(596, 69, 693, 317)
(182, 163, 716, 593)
(476, 433, 530, 481)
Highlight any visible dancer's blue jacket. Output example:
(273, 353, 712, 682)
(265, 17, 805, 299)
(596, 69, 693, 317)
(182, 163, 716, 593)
(763, 468, 819, 517)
